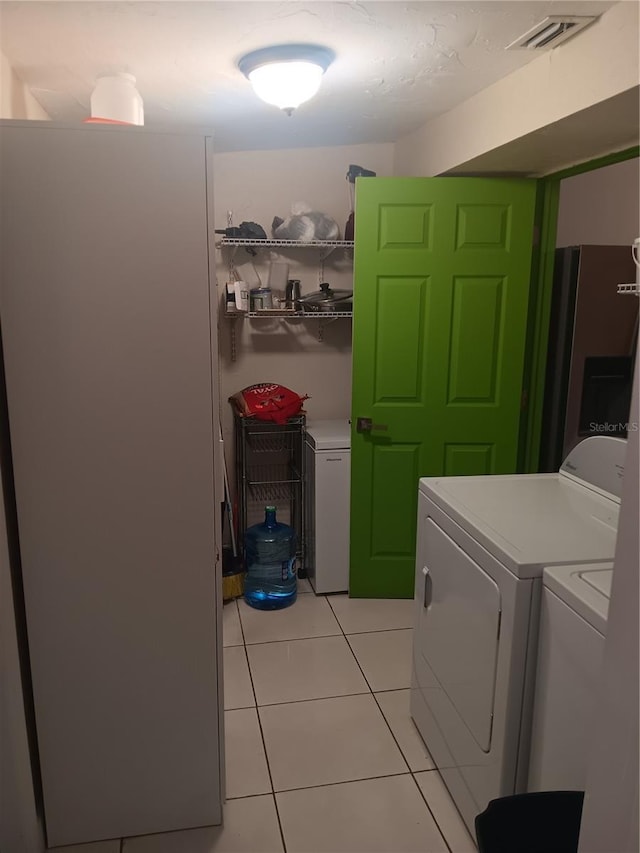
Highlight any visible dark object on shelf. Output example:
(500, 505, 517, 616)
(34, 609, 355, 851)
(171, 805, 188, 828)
(346, 164, 376, 183)
(345, 164, 376, 244)
(285, 279, 302, 308)
(215, 221, 267, 239)
(271, 211, 340, 241)
(475, 791, 585, 853)
(344, 212, 354, 241)
(296, 282, 353, 313)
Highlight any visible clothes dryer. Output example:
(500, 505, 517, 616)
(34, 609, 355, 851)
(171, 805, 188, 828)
(410, 436, 625, 835)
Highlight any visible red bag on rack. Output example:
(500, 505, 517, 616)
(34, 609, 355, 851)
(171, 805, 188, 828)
(230, 383, 309, 424)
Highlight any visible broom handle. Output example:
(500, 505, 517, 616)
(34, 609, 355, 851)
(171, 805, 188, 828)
(220, 427, 238, 557)
(223, 459, 237, 558)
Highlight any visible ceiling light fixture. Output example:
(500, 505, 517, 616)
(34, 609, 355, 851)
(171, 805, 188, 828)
(238, 44, 335, 115)
(85, 73, 144, 125)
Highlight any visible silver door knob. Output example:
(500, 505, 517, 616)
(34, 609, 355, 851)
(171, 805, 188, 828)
(356, 417, 389, 433)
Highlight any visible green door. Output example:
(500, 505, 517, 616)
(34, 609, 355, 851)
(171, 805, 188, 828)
(350, 177, 537, 598)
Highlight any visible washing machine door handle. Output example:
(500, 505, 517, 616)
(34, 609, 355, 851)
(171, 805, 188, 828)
(422, 565, 432, 608)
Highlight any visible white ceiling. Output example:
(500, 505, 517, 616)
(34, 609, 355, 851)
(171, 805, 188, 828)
(0, 1, 616, 152)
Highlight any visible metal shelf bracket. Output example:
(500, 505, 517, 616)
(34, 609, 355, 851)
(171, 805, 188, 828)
(618, 283, 640, 296)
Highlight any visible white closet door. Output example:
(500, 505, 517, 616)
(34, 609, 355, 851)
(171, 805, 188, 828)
(0, 124, 220, 846)
(417, 518, 501, 751)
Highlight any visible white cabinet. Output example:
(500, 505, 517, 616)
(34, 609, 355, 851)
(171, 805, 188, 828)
(0, 122, 222, 846)
(304, 420, 351, 593)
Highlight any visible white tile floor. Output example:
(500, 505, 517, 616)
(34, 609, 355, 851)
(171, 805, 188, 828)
(50, 583, 478, 853)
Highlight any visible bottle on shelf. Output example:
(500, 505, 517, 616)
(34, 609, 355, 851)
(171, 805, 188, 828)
(285, 279, 301, 309)
(244, 506, 297, 610)
(249, 286, 273, 310)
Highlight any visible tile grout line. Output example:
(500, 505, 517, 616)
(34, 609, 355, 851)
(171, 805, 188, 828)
(240, 623, 412, 646)
(235, 686, 426, 714)
(236, 612, 412, 707)
(228, 771, 455, 845)
(235, 598, 245, 645)
(242, 630, 342, 646)
(236, 594, 445, 852)
(369, 690, 414, 775)
(261, 769, 415, 797)
(224, 789, 285, 802)
(325, 596, 463, 848)
(230, 687, 371, 711)
(238, 599, 289, 853)
(325, 597, 415, 777)
(410, 769, 459, 853)
(326, 596, 375, 693)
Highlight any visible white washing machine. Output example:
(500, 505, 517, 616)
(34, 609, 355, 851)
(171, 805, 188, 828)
(410, 436, 625, 836)
(527, 561, 612, 793)
(304, 420, 351, 594)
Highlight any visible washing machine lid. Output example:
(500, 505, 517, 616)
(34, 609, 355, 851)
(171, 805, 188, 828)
(580, 567, 613, 598)
(543, 563, 613, 636)
(305, 419, 351, 450)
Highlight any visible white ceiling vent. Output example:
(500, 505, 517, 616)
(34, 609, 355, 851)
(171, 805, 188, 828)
(506, 15, 598, 51)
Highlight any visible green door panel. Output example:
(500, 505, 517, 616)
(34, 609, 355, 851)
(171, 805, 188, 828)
(350, 177, 537, 598)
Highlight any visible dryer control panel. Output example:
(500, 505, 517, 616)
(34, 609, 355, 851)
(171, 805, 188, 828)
(560, 436, 626, 500)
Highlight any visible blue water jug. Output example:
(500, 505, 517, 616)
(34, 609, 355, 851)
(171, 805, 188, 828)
(244, 506, 297, 610)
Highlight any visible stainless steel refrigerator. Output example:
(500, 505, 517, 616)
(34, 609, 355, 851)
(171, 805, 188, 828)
(539, 244, 638, 472)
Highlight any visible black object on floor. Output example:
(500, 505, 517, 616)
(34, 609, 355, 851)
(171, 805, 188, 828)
(475, 791, 585, 853)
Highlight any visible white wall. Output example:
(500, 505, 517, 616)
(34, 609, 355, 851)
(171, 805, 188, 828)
(214, 142, 395, 454)
(0, 50, 49, 120)
(578, 353, 639, 853)
(394, 1, 639, 177)
(556, 157, 640, 247)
